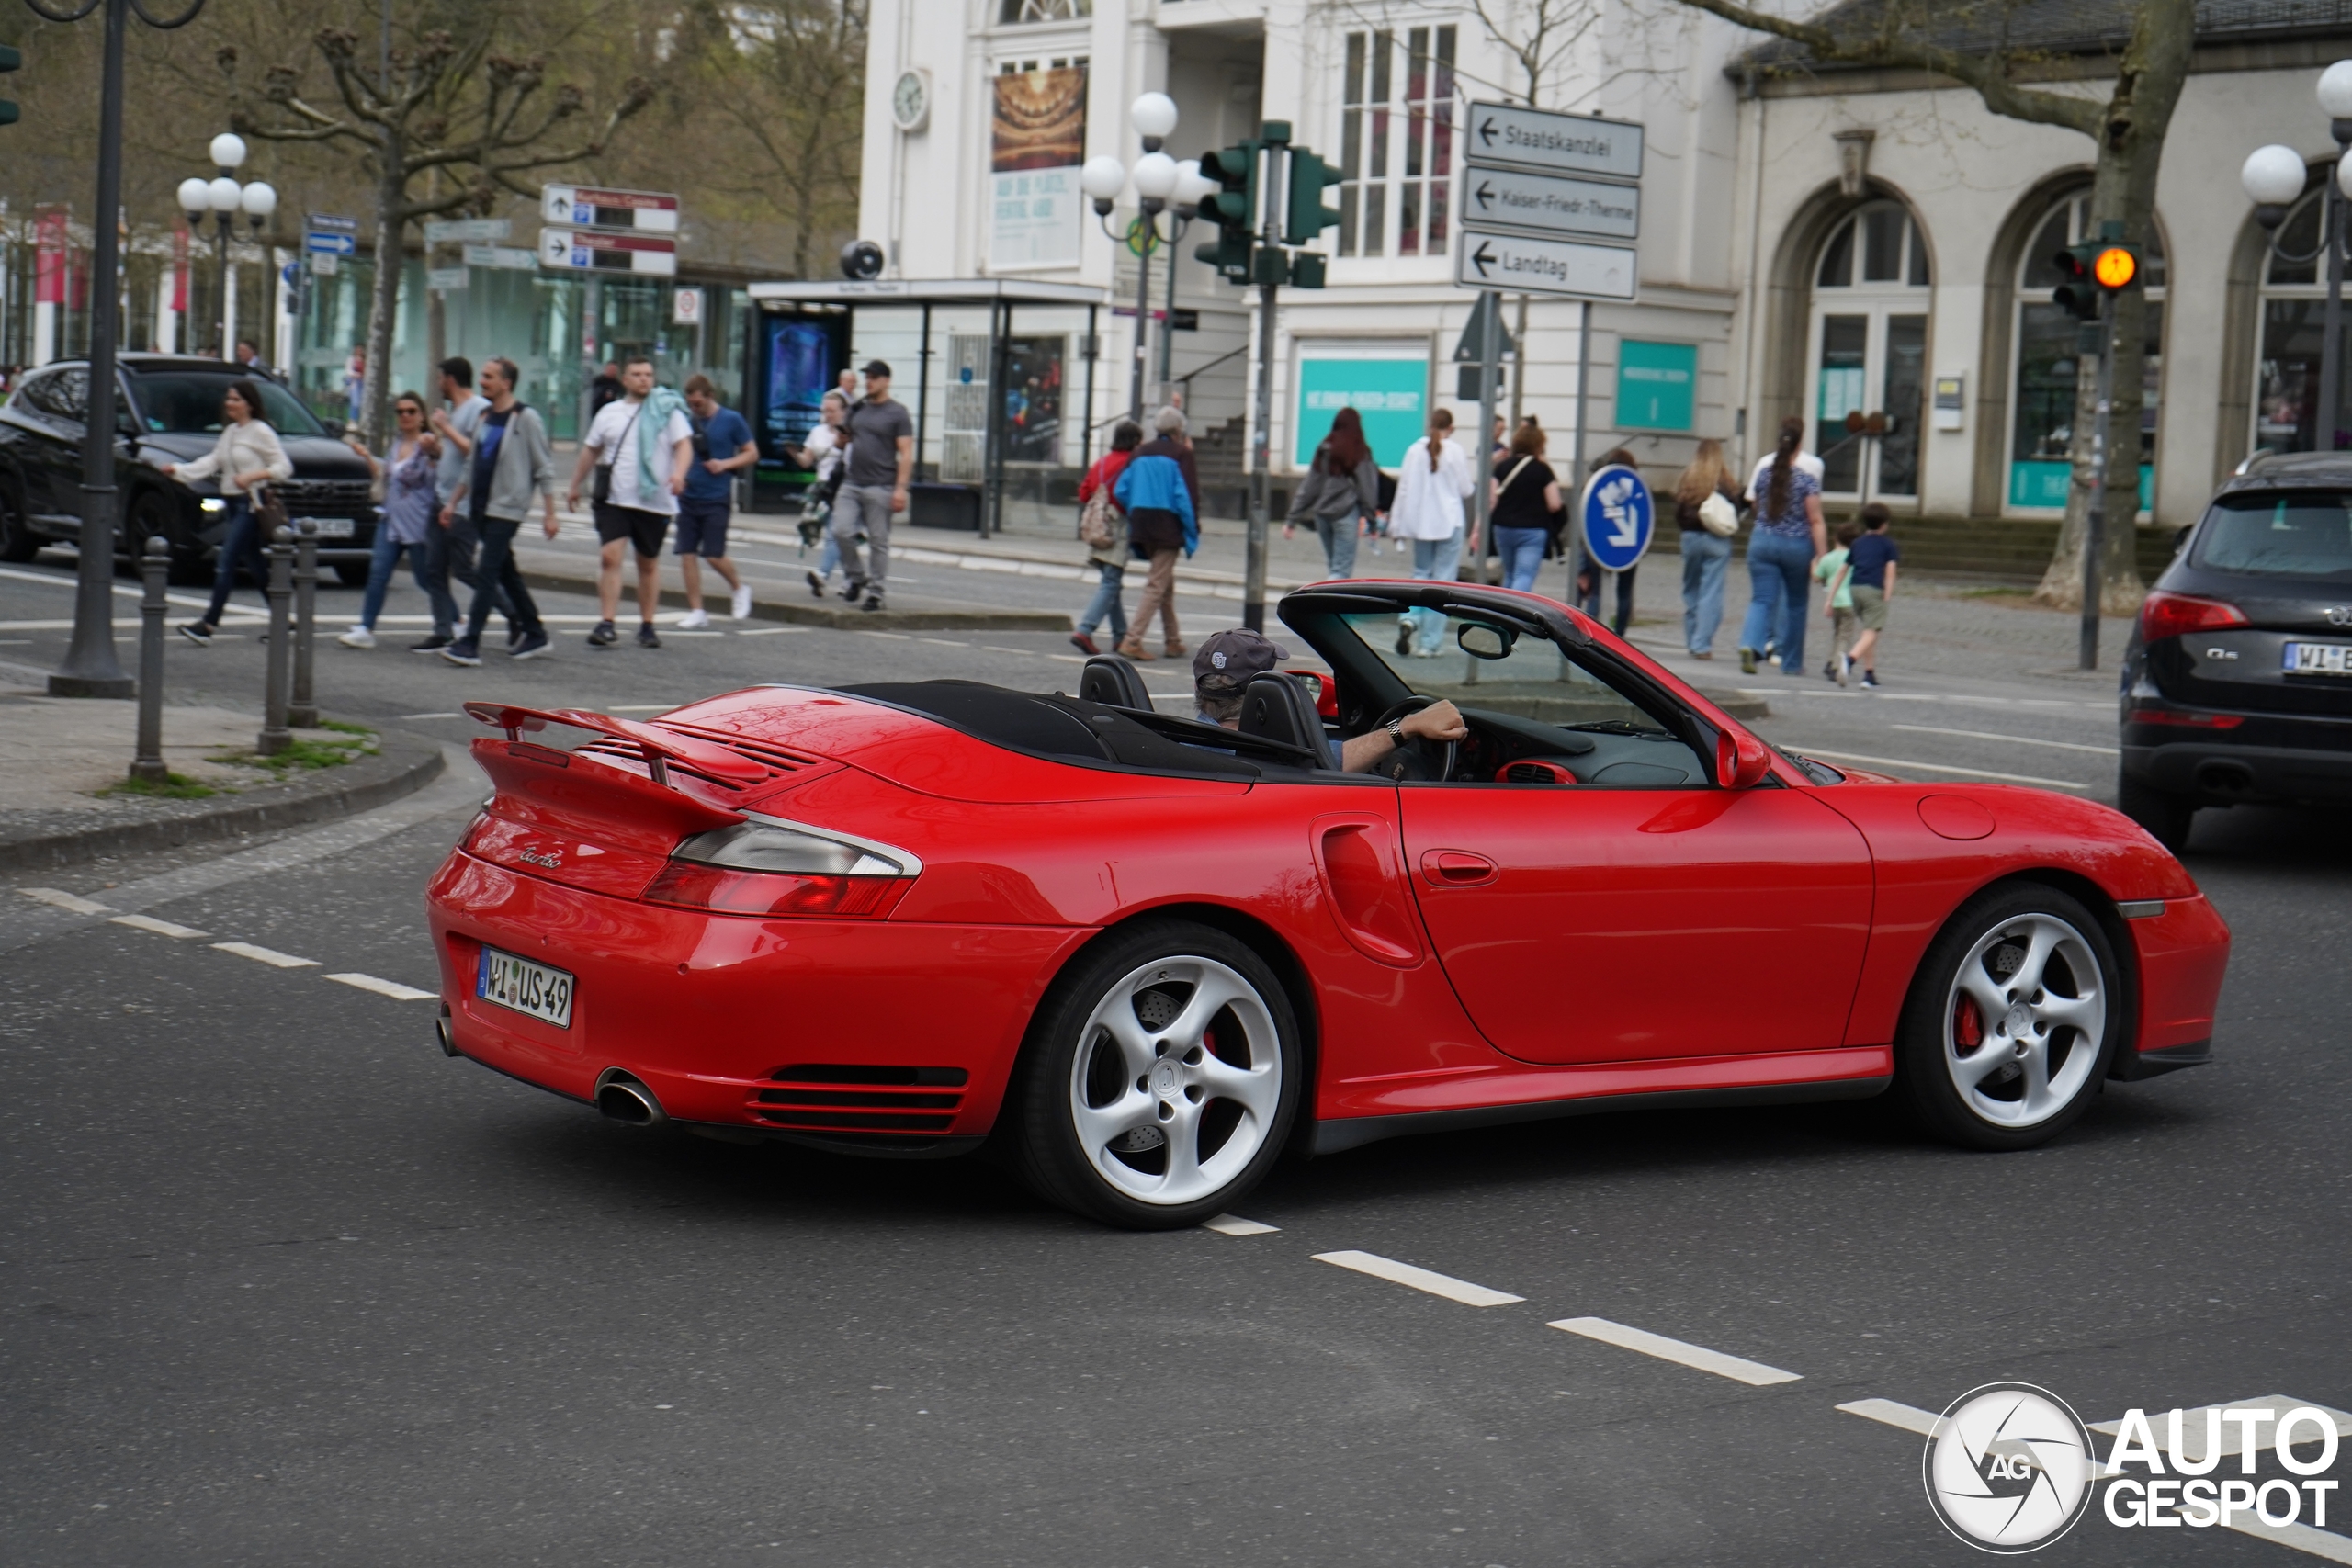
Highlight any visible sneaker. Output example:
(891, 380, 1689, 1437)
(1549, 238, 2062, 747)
(505, 625, 522, 649)
(1163, 640, 1186, 658)
(677, 608, 711, 629)
(1840, 652, 1856, 683)
(1762, 638, 1778, 660)
(178, 623, 212, 647)
(730, 582, 754, 621)
(439, 641, 482, 667)
(337, 626, 377, 649)
(1738, 646, 1758, 675)
(1691, 650, 1713, 660)
(409, 634, 453, 653)
(508, 630, 551, 660)
(586, 621, 618, 649)
(1822, 659, 1838, 684)
(637, 623, 662, 648)
(860, 592, 884, 614)
(806, 570, 827, 599)
(1859, 670, 1881, 689)
(1069, 631, 1101, 656)
(1396, 622, 1413, 657)
(843, 578, 866, 604)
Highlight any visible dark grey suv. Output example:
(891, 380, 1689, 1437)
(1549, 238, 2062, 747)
(2119, 451, 2352, 848)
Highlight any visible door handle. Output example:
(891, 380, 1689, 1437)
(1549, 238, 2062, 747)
(1419, 850, 1498, 886)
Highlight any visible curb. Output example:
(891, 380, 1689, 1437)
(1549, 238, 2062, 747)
(0, 730, 447, 875)
(515, 569, 1070, 633)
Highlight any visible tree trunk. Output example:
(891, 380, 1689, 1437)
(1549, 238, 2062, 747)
(359, 139, 406, 450)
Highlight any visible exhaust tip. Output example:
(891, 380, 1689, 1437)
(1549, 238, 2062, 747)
(435, 1002, 459, 1058)
(594, 1070, 668, 1127)
(2193, 760, 2255, 796)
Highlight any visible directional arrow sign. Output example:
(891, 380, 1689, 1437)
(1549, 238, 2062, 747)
(1463, 164, 1639, 242)
(424, 217, 511, 244)
(1467, 102, 1643, 181)
(542, 184, 679, 234)
(1457, 231, 1636, 301)
(539, 227, 677, 276)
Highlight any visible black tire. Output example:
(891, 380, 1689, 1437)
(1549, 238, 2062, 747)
(1893, 883, 2122, 1152)
(334, 561, 369, 587)
(1010, 919, 1302, 1229)
(120, 489, 187, 576)
(0, 475, 36, 563)
(2118, 771, 2196, 852)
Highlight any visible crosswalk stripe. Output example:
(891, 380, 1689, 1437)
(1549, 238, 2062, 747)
(109, 915, 209, 940)
(1548, 1316, 1802, 1385)
(211, 941, 318, 969)
(1313, 1250, 1523, 1307)
(20, 887, 112, 915)
(1201, 1214, 1279, 1236)
(1838, 1398, 1944, 1437)
(324, 972, 436, 1002)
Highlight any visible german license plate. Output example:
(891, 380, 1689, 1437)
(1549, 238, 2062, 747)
(300, 516, 356, 539)
(2282, 641, 2352, 675)
(476, 946, 574, 1027)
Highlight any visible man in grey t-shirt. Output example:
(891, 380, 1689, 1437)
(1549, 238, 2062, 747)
(832, 359, 913, 613)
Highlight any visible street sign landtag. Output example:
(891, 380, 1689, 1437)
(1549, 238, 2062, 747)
(424, 217, 511, 244)
(538, 226, 678, 276)
(1466, 102, 1644, 181)
(463, 243, 538, 271)
(1579, 464, 1655, 574)
(540, 184, 680, 233)
(1456, 231, 1636, 301)
(1462, 164, 1639, 242)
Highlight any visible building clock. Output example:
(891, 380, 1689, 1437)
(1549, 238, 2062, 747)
(891, 70, 931, 133)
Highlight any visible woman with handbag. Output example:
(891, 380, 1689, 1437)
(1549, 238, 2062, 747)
(1488, 423, 1563, 593)
(1386, 409, 1475, 655)
(335, 392, 447, 648)
(1283, 406, 1382, 580)
(168, 380, 293, 646)
(1673, 438, 1745, 659)
(1069, 419, 1141, 656)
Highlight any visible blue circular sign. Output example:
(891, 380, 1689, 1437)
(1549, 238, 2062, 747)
(1579, 465, 1655, 574)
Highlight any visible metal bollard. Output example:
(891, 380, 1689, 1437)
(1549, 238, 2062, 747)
(288, 518, 320, 728)
(130, 536, 171, 784)
(257, 527, 294, 756)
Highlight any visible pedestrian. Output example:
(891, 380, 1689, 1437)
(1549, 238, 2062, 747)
(1488, 422, 1562, 594)
(1736, 416, 1829, 675)
(336, 391, 449, 649)
(834, 366, 862, 408)
(1743, 423, 1826, 663)
(438, 356, 556, 665)
(1674, 438, 1744, 658)
(1578, 447, 1642, 635)
(342, 345, 366, 426)
(1815, 520, 1860, 683)
(167, 379, 292, 645)
(416, 356, 512, 653)
(1070, 418, 1142, 656)
(589, 360, 624, 416)
(674, 374, 759, 626)
(1285, 405, 1381, 580)
(567, 355, 693, 649)
(1113, 405, 1200, 660)
(1386, 407, 1476, 656)
(796, 391, 851, 597)
(1842, 502, 1900, 688)
(833, 359, 915, 613)
(233, 338, 276, 379)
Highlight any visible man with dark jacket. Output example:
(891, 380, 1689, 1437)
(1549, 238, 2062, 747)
(1112, 406, 1200, 660)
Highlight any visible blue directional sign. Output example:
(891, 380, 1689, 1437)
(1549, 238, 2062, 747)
(1579, 464, 1654, 573)
(304, 230, 356, 256)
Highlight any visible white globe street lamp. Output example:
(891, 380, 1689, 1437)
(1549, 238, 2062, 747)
(1132, 151, 1180, 210)
(1080, 155, 1129, 217)
(1129, 92, 1178, 149)
(209, 131, 247, 171)
(1089, 95, 1200, 421)
(2245, 63, 2352, 451)
(187, 134, 278, 364)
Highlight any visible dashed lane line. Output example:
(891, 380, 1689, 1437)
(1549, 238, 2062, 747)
(109, 914, 209, 940)
(1788, 748, 2089, 789)
(1838, 1397, 1943, 1437)
(1313, 1250, 1525, 1307)
(212, 941, 319, 969)
(325, 972, 436, 1002)
(1201, 1214, 1280, 1236)
(1890, 723, 2120, 755)
(1548, 1316, 1803, 1386)
(20, 887, 112, 915)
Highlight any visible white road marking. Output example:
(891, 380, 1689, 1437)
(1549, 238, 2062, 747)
(921, 637, 970, 649)
(1201, 1214, 1279, 1236)
(212, 941, 319, 969)
(325, 972, 436, 1002)
(2230, 1517, 2352, 1563)
(666, 630, 726, 638)
(733, 626, 808, 636)
(1789, 748, 2088, 789)
(0, 619, 80, 630)
(108, 914, 209, 939)
(1838, 1398, 1945, 1437)
(1891, 723, 2120, 756)
(1313, 1250, 1524, 1307)
(1547, 1317, 1802, 1385)
(401, 711, 463, 719)
(860, 630, 913, 641)
(19, 887, 112, 915)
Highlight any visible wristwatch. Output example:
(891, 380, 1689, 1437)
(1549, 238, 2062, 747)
(1383, 717, 1407, 747)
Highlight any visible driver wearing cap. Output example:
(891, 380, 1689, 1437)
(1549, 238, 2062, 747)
(1192, 628, 1466, 773)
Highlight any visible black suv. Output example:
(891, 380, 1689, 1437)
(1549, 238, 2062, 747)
(0, 355, 377, 583)
(2120, 450, 2352, 848)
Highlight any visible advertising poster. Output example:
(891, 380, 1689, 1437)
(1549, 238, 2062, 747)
(990, 67, 1086, 270)
(1616, 339, 1696, 431)
(759, 314, 843, 459)
(1001, 335, 1065, 463)
(1295, 356, 1428, 468)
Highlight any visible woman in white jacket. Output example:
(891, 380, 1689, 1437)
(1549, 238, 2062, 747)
(165, 380, 294, 645)
(1385, 408, 1476, 656)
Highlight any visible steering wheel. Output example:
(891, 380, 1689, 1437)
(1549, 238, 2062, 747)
(1371, 696, 1459, 783)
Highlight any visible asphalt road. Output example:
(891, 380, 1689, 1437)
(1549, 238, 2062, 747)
(4, 551, 2347, 1566)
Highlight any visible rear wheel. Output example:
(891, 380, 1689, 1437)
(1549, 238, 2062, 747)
(1894, 884, 2120, 1152)
(0, 476, 36, 562)
(2118, 771, 2196, 852)
(334, 561, 369, 586)
(1012, 920, 1301, 1229)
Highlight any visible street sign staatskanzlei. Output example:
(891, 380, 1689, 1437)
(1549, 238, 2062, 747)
(541, 184, 679, 233)
(539, 227, 677, 276)
(1579, 464, 1655, 573)
(1465, 102, 1644, 181)
(1457, 231, 1636, 300)
(424, 217, 511, 245)
(1463, 164, 1639, 242)
(463, 243, 538, 271)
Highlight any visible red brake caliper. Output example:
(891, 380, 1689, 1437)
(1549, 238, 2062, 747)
(1951, 990, 1983, 1050)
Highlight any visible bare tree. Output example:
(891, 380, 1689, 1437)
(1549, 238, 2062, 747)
(695, 0, 866, 281)
(1666, 0, 2194, 611)
(222, 22, 652, 441)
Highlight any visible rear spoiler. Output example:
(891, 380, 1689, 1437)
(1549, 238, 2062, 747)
(463, 702, 769, 788)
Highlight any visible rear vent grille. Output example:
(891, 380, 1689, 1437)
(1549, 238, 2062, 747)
(572, 724, 823, 793)
(749, 1064, 969, 1134)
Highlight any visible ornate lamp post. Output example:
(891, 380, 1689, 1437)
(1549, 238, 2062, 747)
(2243, 59, 2352, 453)
(1080, 93, 1217, 423)
(177, 133, 276, 362)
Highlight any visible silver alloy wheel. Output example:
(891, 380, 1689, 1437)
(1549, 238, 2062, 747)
(1069, 953, 1283, 1206)
(1942, 911, 2107, 1129)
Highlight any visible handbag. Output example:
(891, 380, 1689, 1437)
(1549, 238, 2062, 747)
(590, 403, 642, 505)
(252, 481, 289, 538)
(1079, 472, 1119, 549)
(1698, 488, 1740, 538)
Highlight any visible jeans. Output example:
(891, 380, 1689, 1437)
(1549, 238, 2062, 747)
(1078, 560, 1126, 639)
(1495, 525, 1547, 592)
(422, 509, 513, 637)
(833, 483, 895, 593)
(198, 497, 266, 626)
(358, 532, 447, 631)
(1679, 528, 1732, 654)
(1581, 565, 1636, 636)
(1404, 530, 1464, 653)
(461, 515, 545, 646)
(1740, 530, 1815, 671)
(1315, 508, 1361, 579)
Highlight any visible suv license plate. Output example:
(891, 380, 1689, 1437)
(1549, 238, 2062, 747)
(297, 516, 356, 539)
(476, 946, 574, 1027)
(2282, 641, 2352, 675)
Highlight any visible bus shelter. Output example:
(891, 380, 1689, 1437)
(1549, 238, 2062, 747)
(741, 278, 1108, 538)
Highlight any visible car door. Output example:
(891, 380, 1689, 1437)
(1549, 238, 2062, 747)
(4, 367, 81, 516)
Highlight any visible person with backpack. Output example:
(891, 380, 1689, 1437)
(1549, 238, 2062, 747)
(1113, 407, 1200, 660)
(1284, 406, 1381, 580)
(1386, 408, 1475, 655)
(1070, 420, 1142, 656)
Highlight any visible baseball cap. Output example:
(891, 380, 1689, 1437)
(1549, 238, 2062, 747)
(861, 359, 892, 378)
(1193, 628, 1290, 694)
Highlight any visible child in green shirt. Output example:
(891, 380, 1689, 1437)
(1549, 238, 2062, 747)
(1816, 520, 1861, 685)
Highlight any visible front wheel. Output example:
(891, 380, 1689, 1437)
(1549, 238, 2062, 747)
(334, 561, 369, 586)
(1011, 920, 1301, 1229)
(1894, 884, 2121, 1152)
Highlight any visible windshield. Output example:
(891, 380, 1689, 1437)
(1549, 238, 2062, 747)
(2193, 491, 2352, 581)
(128, 372, 326, 438)
(1336, 611, 1677, 736)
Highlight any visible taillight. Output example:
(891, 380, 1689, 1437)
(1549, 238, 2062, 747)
(646, 815, 919, 919)
(2127, 708, 2245, 729)
(2138, 591, 2247, 643)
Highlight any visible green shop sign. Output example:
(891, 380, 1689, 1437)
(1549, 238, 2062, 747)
(1295, 357, 1427, 468)
(1617, 339, 1696, 433)
(2007, 460, 2154, 512)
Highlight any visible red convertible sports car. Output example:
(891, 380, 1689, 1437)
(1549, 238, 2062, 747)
(426, 581, 2231, 1228)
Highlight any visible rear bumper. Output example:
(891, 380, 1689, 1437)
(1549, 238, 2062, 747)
(2122, 893, 2230, 1070)
(2123, 710, 2352, 804)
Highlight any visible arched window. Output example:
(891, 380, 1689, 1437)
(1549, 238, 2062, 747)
(2255, 185, 2341, 452)
(1808, 199, 1931, 501)
(2008, 191, 2165, 511)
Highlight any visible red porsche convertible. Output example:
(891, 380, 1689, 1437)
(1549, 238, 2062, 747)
(425, 581, 2230, 1228)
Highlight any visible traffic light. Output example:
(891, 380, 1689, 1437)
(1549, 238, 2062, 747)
(2052, 242, 2101, 321)
(1284, 148, 1343, 245)
(1, 45, 21, 128)
(1193, 141, 1258, 282)
(2091, 242, 2140, 291)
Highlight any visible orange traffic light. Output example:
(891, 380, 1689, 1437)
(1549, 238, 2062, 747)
(2093, 245, 2138, 289)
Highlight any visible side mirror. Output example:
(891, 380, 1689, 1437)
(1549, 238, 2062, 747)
(1458, 622, 1516, 660)
(1716, 728, 1775, 789)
